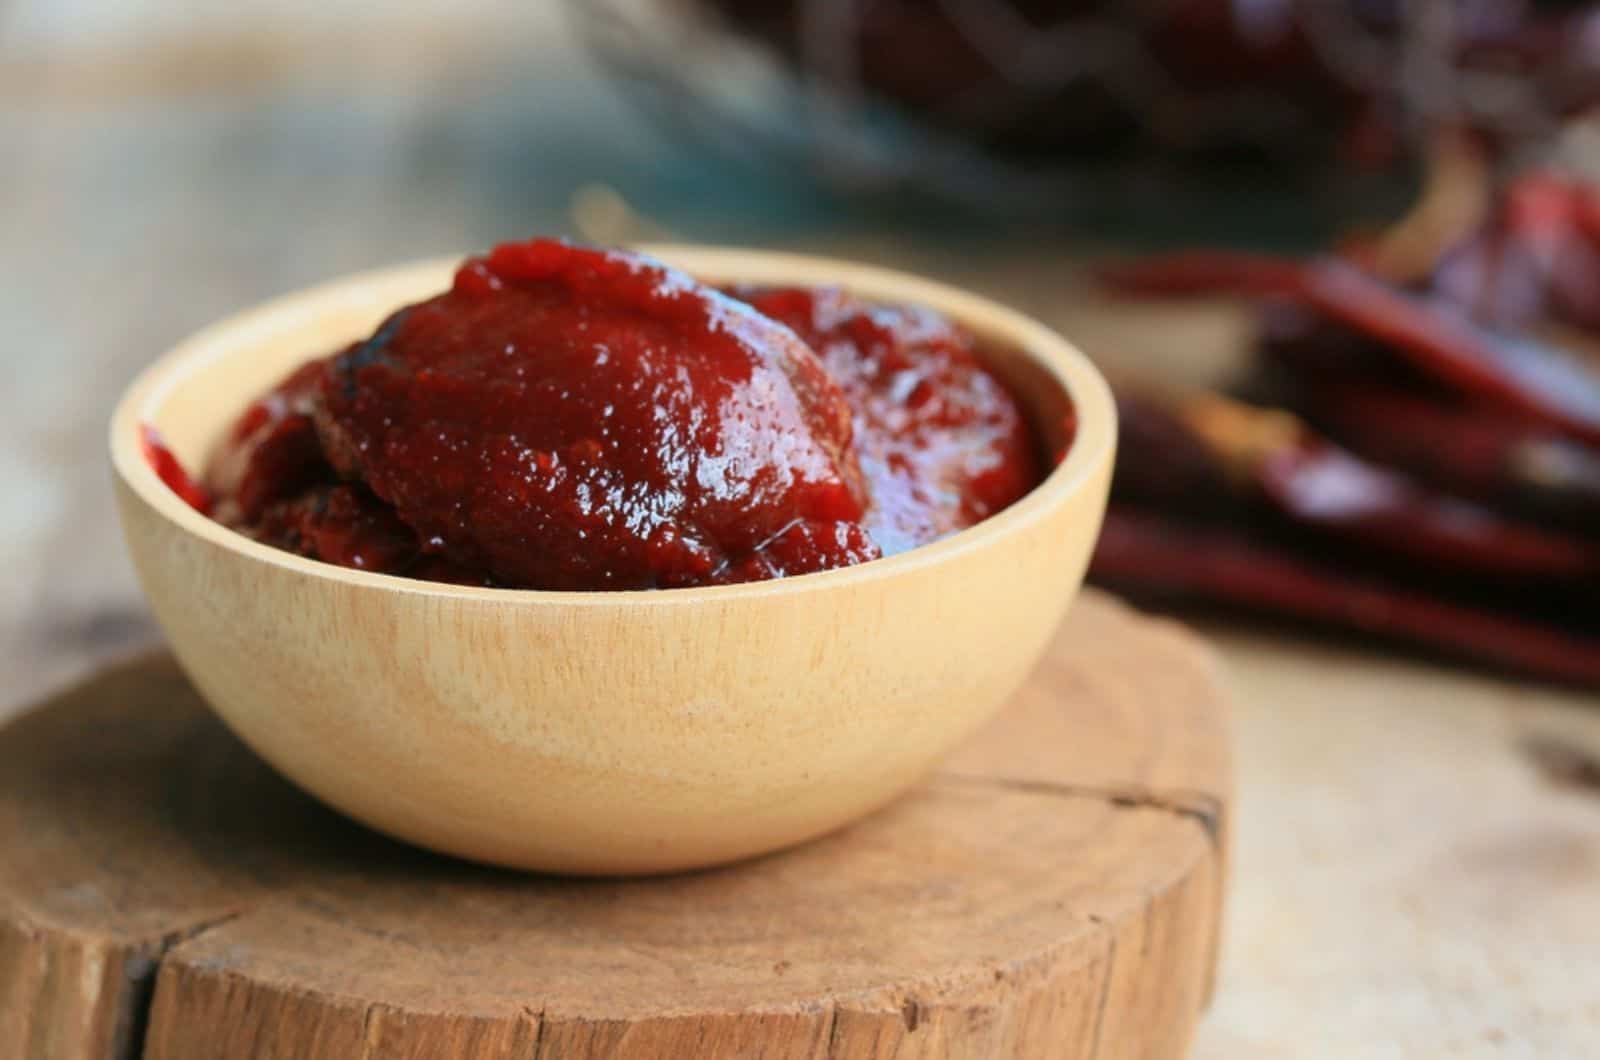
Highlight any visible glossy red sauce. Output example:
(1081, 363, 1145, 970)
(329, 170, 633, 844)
(140, 425, 213, 515)
(148, 240, 1048, 590)
(729, 285, 1040, 555)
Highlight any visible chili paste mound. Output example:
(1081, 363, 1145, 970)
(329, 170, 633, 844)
(183, 239, 1046, 590)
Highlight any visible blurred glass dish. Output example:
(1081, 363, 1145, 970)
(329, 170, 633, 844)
(576, 0, 1600, 212)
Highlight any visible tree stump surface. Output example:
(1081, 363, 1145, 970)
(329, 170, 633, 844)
(0, 591, 1231, 1060)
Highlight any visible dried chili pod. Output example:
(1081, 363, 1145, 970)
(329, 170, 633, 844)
(140, 425, 213, 515)
(1161, 390, 1600, 582)
(1091, 506, 1600, 686)
(1261, 376, 1600, 531)
(1110, 391, 1233, 516)
(1102, 252, 1600, 444)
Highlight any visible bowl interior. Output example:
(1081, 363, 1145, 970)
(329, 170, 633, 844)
(113, 245, 1112, 594)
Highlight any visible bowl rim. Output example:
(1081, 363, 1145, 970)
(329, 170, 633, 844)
(110, 243, 1115, 606)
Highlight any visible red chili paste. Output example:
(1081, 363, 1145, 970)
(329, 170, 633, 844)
(150, 240, 1049, 589)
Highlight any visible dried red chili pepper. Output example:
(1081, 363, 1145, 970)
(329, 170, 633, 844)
(1102, 252, 1600, 445)
(140, 425, 213, 515)
(1095, 167, 1600, 685)
(1093, 507, 1600, 686)
(1110, 392, 1232, 517)
(1121, 389, 1600, 583)
(1260, 376, 1600, 531)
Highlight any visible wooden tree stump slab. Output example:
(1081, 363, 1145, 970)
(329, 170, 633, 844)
(0, 591, 1231, 1060)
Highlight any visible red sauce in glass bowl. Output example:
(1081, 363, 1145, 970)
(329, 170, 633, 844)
(151, 240, 1048, 590)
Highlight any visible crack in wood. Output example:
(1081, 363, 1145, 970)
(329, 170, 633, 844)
(127, 910, 245, 1060)
(528, 1002, 549, 1059)
(934, 772, 1223, 844)
(821, 1003, 843, 1059)
(1085, 913, 1117, 1060)
(358, 1000, 384, 1057)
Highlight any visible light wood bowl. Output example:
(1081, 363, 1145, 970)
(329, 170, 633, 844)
(110, 246, 1116, 875)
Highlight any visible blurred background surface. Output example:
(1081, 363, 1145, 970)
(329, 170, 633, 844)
(4, 2, 1599, 1057)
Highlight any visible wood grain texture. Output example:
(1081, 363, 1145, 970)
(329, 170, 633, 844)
(0, 592, 1228, 1060)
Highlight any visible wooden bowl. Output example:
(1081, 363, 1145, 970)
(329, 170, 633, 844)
(110, 246, 1116, 875)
